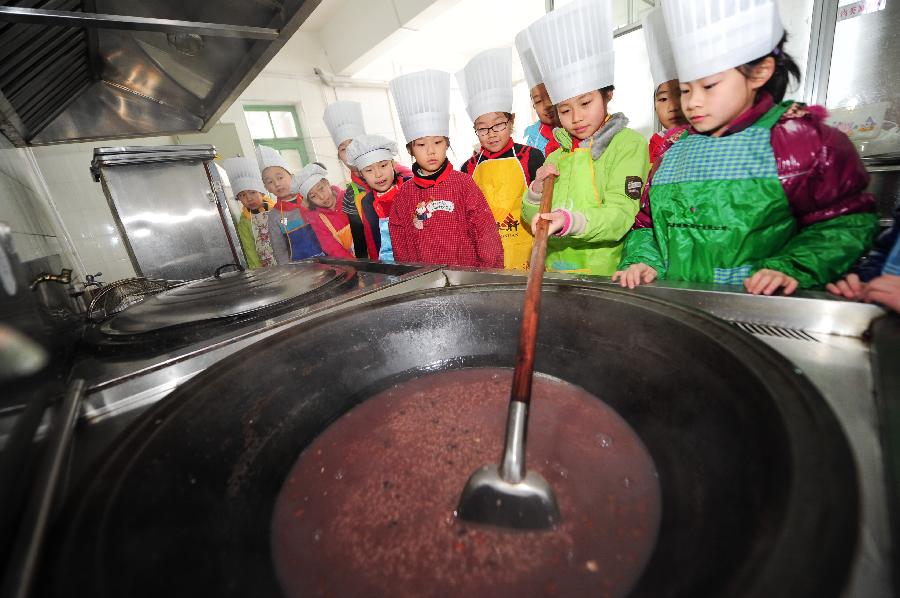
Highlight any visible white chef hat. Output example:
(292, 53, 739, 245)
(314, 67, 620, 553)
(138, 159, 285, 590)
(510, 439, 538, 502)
(456, 48, 514, 122)
(642, 7, 679, 88)
(346, 134, 399, 171)
(527, 0, 615, 105)
(389, 69, 452, 144)
(515, 29, 543, 92)
(295, 163, 329, 198)
(662, 0, 784, 83)
(222, 157, 266, 196)
(323, 101, 366, 147)
(255, 144, 292, 175)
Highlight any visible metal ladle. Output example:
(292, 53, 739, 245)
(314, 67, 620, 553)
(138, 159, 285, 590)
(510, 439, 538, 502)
(457, 175, 560, 529)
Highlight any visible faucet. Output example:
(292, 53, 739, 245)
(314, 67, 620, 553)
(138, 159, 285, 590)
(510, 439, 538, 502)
(30, 268, 73, 291)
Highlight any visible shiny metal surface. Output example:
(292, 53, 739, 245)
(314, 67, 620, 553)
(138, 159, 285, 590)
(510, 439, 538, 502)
(0, 7, 278, 39)
(0, 0, 322, 146)
(99, 263, 353, 335)
(14, 265, 890, 597)
(96, 146, 243, 282)
(458, 401, 561, 529)
(826, 0, 900, 156)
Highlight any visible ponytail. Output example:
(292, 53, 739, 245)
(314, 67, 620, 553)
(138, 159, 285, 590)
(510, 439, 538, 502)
(739, 34, 800, 103)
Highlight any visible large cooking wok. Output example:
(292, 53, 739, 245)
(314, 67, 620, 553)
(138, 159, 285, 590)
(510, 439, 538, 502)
(39, 284, 858, 597)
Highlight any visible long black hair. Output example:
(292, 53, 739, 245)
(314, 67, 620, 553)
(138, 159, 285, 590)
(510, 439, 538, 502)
(739, 33, 801, 103)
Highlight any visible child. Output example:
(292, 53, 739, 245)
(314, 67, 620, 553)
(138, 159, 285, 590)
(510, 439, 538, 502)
(642, 7, 688, 165)
(827, 202, 900, 309)
(346, 134, 410, 261)
(222, 157, 277, 268)
(295, 163, 354, 259)
(387, 69, 504, 268)
(521, 0, 650, 276)
(324, 101, 371, 257)
(515, 29, 561, 157)
(458, 48, 544, 270)
(256, 145, 324, 261)
(614, 0, 878, 295)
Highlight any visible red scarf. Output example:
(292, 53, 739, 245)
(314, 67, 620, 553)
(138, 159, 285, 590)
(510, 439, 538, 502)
(479, 138, 514, 158)
(373, 175, 405, 218)
(412, 160, 454, 189)
(539, 123, 561, 155)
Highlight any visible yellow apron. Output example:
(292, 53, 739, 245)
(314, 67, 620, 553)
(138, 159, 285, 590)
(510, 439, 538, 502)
(471, 157, 534, 270)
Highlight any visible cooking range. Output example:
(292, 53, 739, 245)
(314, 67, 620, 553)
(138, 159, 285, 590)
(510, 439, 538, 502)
(1, 261, 896, 598)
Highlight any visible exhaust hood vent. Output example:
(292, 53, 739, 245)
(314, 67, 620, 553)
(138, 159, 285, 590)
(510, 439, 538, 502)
(0, 0, 321, 146)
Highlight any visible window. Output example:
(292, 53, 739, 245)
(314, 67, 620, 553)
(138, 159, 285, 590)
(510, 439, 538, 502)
(243, 105, 310, 173)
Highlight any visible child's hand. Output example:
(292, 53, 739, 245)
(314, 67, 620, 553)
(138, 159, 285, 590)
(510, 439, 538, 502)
(530, 211, 568, 236)
(611, 264, 658, 289)
(826, 273, 866, 300)
(533, 164, 560, 188)
(743, 269, 799, 296)
(861, 274, 900, 312)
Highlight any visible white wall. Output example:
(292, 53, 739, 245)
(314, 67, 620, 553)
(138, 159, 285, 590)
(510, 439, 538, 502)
(0, 147, 80, 273)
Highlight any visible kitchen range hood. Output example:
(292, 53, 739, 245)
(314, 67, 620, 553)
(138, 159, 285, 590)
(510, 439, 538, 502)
(0, 0, 320, 147)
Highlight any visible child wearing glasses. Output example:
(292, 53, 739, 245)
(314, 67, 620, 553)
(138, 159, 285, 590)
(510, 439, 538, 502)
(458, 49, 544, 271)
(521, 2, 650, 276)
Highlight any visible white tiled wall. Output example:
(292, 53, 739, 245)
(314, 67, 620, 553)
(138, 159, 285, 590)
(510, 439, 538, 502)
(0, 146, 76, 271)
(31, 136, 175, 282)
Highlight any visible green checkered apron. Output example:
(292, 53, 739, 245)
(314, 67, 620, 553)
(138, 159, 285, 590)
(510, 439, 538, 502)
(649, 101, 795, 284)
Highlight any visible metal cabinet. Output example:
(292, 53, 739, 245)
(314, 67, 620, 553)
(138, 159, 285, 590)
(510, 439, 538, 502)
(91, 145, 245, 282)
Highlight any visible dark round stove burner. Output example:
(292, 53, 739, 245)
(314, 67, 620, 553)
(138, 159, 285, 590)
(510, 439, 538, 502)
(99, 263, 355, 337)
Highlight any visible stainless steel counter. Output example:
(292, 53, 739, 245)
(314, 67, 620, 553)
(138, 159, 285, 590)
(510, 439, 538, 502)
(10, 265, 894, 598)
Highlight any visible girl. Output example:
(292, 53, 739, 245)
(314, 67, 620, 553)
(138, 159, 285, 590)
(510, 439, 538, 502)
(222, 157, 276, 268)
(324, 101, 371, 258)
(521, 0, 650, 276)
(642, 7, 688, 166)
(515, 29, 561, 158)
(387, 69, 503, 269)
(255, 145, 323, 262)
(295, 163, 355, 259)
(615, 0, 878, 295)
(346, 134, 410, 261)
(458, 48, 545, 271)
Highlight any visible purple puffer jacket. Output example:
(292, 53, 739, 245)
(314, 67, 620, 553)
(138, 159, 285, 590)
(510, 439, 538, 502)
(634, 92, 877, 230)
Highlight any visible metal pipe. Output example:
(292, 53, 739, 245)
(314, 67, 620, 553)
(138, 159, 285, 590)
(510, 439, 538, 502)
(0, 379, 86, 598)
(313, 68, 389, 90)
(0, 6, 280, 40)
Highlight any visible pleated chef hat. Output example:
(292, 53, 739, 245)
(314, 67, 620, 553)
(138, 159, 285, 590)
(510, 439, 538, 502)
(456, 48, 514, 122)
(222, 157, 266, 196)
(642, 7, 678, 88)
(527, 0, 615, 104)
(346, 134, 399, 171)
(323, 101, 366, 147)
(515, 29, 543, 92)
(662, 0, 784, 83)
(389, 70, 452, 143)
(255, 144, 292, 175)
(295, 163, 329, 198)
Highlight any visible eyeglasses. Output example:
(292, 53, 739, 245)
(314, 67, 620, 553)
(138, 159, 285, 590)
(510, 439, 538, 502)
(474, 121, 509, 137)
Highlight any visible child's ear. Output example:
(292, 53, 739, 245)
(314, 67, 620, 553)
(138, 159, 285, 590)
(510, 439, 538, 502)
(747, 56, 776, 91)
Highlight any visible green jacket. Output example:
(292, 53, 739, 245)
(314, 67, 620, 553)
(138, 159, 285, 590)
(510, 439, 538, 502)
(522, 114, 649, 275)
(619, 101, 878, 288)
(236, 217, 261, 269)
